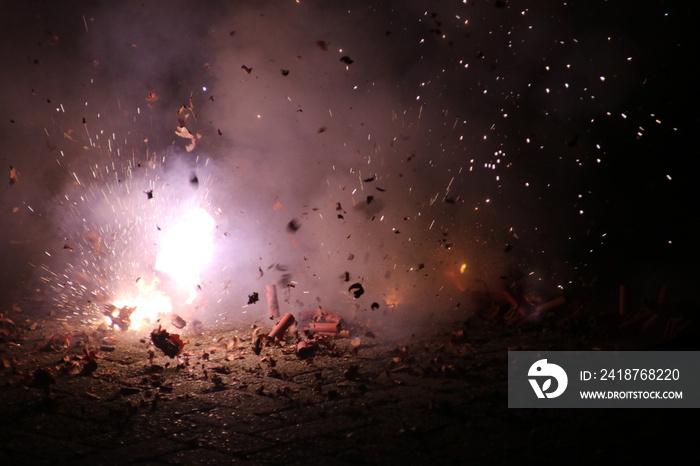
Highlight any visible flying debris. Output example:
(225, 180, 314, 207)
(363, 175, 375, 182)
(150, 326, 185, 358)
(280, 69, 290, 76)
(145, 189, 154, 200)
(340, 55, 354, 65)
(170, 314, 187, 329)
(348, 282, 365, 298)
(279, 273, 294, 289)
(247, 292, 260, 305)
(287, 218, 301, 232)
(190, 174, 199, 187)
(266, 283, 280, 319)
(174, 125, 199, 152)
(9, 166, 18, 185)
(241, 64, 252, 74)
(177, 103, 196, 121)
(316, 40, 328, 51)
(63, 128, 76, 141)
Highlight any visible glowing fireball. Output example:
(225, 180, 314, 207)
(109, 278, 173, 330)
(155, 207, 216, 290)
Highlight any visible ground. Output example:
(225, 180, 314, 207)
(0, 294, 697, 465)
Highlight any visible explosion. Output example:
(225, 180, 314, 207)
(107, 278, 172, 331)
(104, 206, 217, 331)
(38, 100, 218, 331)
(155, 207, 216, 298)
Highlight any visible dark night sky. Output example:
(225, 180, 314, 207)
(0, 0, 697, 330)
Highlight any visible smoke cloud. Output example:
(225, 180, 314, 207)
(1, 1, 694, 335)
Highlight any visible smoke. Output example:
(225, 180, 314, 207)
(1, 1, 694, 334)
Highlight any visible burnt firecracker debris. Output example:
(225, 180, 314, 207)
(266, 283, 280, 319)
(296, 340, 312, 359)
(247, 292, 260, 305)
(170, 314, 187, 329)
(308, 321, 340, 335)
(268, 313, 295, 340)
(348, 283, 365, 298)
(151, 326, 185, 358)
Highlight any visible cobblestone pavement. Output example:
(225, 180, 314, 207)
(0, 306, 695, 465)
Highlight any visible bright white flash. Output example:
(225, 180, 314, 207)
(155, 208, 216, 290)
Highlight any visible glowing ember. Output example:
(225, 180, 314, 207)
(384, 288, 401, 309)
